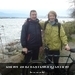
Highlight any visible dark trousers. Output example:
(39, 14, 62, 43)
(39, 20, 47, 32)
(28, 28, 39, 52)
(46, 50, 60, 75)
(24, 47, 39, 63)
(46, 50, 60, 65)
(22, 47, 40, 75)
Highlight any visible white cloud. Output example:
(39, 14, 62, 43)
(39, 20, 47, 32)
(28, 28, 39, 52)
(0, 0, 69, 10)
(0, 0, 70, 16)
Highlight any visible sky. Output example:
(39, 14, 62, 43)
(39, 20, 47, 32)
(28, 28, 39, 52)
(0, 0, 71, 16)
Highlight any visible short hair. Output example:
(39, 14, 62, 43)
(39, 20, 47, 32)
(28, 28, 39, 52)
(30, 10, 36, 15)
(48, 11, 57, 19)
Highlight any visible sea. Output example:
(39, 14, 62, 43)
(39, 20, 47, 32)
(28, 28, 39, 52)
(0, 18, 74, 45)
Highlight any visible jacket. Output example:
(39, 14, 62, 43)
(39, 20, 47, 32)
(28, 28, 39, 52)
(21, 18, 42, 48)
(40, 20, 68, 50)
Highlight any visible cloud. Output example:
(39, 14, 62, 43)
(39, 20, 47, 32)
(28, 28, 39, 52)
(0, 0, 70, 16)
(0, 0, 69, 10)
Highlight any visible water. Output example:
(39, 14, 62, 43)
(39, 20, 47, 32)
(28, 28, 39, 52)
(0, 19, 25, 45)
(0, 18, 74, 45)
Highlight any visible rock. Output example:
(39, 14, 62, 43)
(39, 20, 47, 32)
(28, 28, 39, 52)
(6, 40, 20, 47)
(71, 34, 75, 39)
(2, 50, 18, 55)
(5, 46, 16, 52)
(0, 49, 2, 53)
(69, 42, 75, 48)
(0, 52, 24, 75)
(0, 52, 24, 63)
(0, 45, 4, 53)
(0, 54, 4, 59)
(3, 55, 9, 59)
(7, 53, 24, 63)
(5, 41, 22, 53)
(14, 43, 22, 51)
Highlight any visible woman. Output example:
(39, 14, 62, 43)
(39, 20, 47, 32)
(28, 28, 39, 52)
(43, 11, 70, 65)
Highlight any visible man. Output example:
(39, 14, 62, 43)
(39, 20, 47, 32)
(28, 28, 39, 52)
(20, 10, 42, 75)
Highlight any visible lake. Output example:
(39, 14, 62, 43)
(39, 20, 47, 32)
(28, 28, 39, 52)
(0, 18, 74, 45)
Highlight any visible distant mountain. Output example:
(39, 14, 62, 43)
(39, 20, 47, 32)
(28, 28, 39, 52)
(0, 12, 8, 17)
(0, 12, 28, 17)
(0, 10, 70, 18)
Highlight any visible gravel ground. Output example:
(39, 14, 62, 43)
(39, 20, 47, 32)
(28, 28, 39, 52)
(59, 42, 75, 63)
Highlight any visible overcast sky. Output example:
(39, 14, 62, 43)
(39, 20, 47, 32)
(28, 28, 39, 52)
(0, 0, 71, 16)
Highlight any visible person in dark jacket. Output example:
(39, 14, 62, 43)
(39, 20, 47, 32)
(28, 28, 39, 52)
(21, 10, 42, 71)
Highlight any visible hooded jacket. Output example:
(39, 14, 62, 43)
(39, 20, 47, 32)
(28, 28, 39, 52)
(21, 18, 42, 48)
(40, 19, 68, 50)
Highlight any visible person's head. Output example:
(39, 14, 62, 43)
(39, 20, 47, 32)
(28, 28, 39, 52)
(48, 11, 57, 22)
(30, 10, 37, 20)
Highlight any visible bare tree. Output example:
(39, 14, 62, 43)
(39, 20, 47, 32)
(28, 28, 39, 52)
(71, 10, 75, 18)
(70, 0, 75, 19)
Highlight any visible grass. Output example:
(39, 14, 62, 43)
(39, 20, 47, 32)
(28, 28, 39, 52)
(69, 38, 75, 42)
(62, 21, 75, 42)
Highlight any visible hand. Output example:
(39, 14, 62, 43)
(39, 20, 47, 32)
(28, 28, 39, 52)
(39, 46, 44, 53)
(22, 48, 28, 54)
(65, 44, 70, 51)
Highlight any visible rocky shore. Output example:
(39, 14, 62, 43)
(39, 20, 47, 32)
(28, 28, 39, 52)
(0, 39, 75, 63)
(0, 39, 75, 75)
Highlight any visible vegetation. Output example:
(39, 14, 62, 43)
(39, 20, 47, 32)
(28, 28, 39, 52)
(62, 21, 75, 41)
